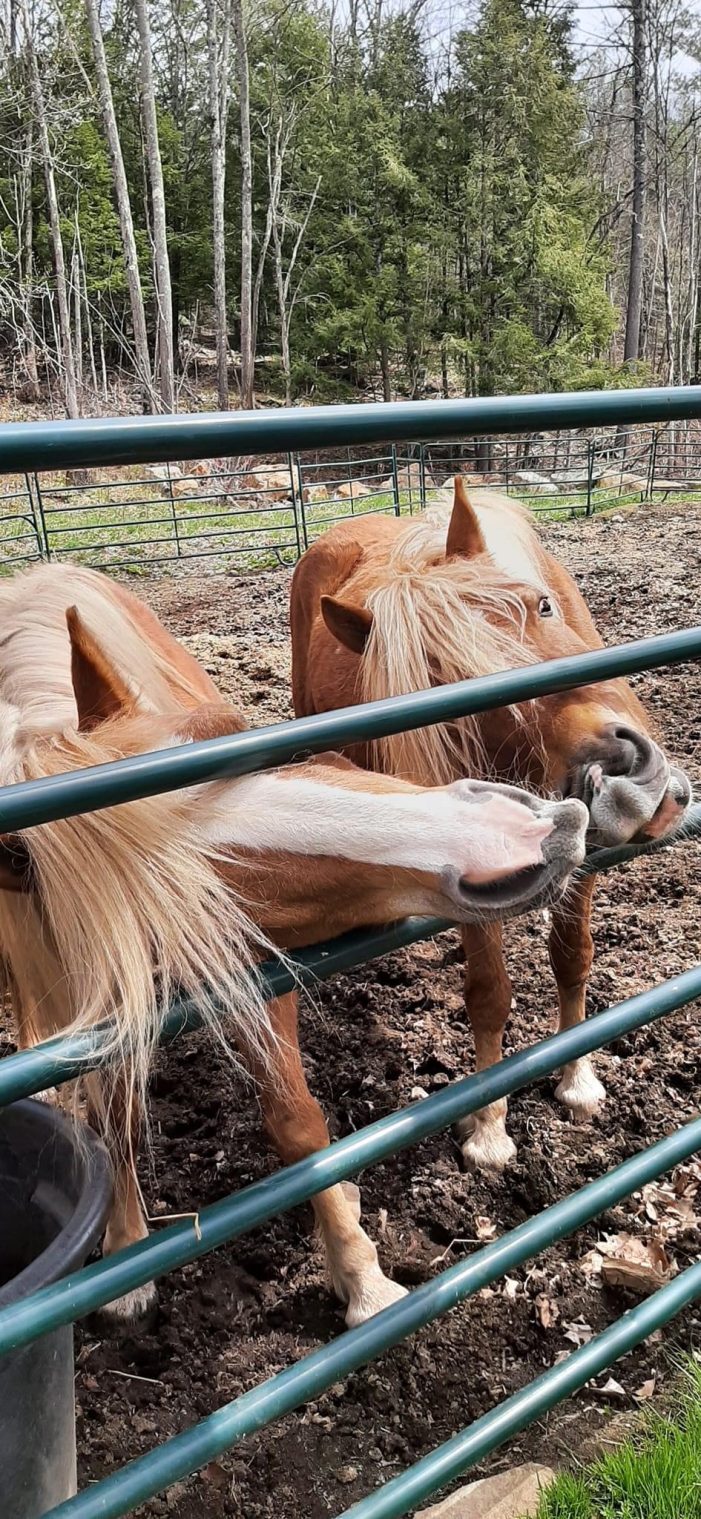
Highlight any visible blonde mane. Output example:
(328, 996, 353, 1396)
(359, 503, 547, 786)
(0, 565, 276, 1142)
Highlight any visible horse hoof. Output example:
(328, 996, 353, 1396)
(555, 1061, 606, 1119)
(98, 1279, 158, 1327)
(344, 1271, 408, 1329)
(460, 1125, 517, 1175)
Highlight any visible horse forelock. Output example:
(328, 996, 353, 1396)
(356, 511, 549, 787)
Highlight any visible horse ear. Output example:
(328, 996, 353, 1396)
(446, 476, 487, 560)
(66, 605, 136, 731)
(321, 595, 374, 655)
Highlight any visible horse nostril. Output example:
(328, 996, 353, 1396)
(609, 725, 658, 782)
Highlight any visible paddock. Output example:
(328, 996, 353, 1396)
(1, 390, 701, 1519)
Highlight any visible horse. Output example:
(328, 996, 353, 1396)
(0, 562, 587, 1328)
(290, 478, 693, 1175)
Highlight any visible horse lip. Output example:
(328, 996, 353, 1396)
(453, 857, 572, 918)
(451, 798, 587, 916)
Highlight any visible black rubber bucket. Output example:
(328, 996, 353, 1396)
(0, 1099, 112, 1518)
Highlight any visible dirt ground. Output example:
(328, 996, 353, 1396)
(67, 501, 701, 1515)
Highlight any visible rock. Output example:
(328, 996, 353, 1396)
(146, 463, 183, 484)
(254, 468, 294, 500)
(337, 480, 371, 499)
(511, 470, 559, 496)
(335, 1465, 360, 1484)
(416, 1463, 556, 1519)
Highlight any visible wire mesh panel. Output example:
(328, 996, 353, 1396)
(0, 472, 44, 566)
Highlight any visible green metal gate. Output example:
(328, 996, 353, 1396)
(1, 385, 701, 1518)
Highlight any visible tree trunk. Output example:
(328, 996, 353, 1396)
(380, 334, 391, 403)
(623, 0, 647, 364)
(84, 0, 154, 407)
(232, 0, 254, 408)
(134, 0, 175, 411)
(72, 246, 83, 393)
(19, 125, 40, 398)
(207, 0, 231, 410)
(23, 1, 80, 418)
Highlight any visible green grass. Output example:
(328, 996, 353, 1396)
(537, 1359, 701, 1519)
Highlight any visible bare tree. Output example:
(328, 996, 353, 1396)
(134, 0, 175, 410)
(18, 125, 40, 397)
(207, 0, 232, 409)
(84, 0, 154, 408)
(623, 0, 647, 364)
(21, 0, 80, 418)
(266, 111, 320, 406)
(232, 0, 254, 408)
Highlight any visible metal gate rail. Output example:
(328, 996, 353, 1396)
(1, 388, 701, 1519)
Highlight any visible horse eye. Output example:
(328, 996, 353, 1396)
(538, 596, 554, 618)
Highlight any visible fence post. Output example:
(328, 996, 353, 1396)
(647, 431, 659, 499)
(25, 473, 46, 560)
(291, 452, 308, 554)
(166, 464, 182, 558)
(391, 445, 401, 516)
(419, 445, 427, 511)
(586, 440, 594, 517)
(32, 473, 51, 558)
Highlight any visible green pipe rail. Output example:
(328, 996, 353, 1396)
(2, 387, 701, 1519)
(0, 385, 700, 474)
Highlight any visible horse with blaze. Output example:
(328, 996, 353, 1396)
(0, 563, 586, 1327)
(291, 479, 692, 1174)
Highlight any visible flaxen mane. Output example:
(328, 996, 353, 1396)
(359, 500, 551, 786)
(0, 567, 277, 1139)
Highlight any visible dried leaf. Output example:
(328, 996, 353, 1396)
(580, 1248, 604, 1282)
(563, 1319, 594, 1347)
(502, 1276, 520, 1301)
(201, 1463, 230, 1491)
(634, 1378, 656, 1402)
(535, 1294, 560, 1330)
(475, 1215, 497, 1242)
(593, 1377, 626, 1401)
(600, 1233, 675, 1297)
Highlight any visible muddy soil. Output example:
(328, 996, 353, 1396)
(60, 504, 701, 1512)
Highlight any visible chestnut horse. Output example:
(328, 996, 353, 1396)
(0, 563, 587, 1327)
(291, 480, 692, 1174)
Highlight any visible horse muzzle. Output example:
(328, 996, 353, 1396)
(565, 724, 692, 846)
(441, 781, 588, 920)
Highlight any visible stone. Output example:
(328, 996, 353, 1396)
(335, 1465, 360, 1484)
(416, 1463, 556, 1519)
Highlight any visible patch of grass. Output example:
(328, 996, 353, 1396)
(537, 1359, 701, 1519)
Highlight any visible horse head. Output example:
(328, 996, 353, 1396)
(318, 476, 692, 850)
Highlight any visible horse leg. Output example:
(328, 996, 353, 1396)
(549, 875, 606, 1118)
(251, 992, 407, 1328)
(86, 1072, 157, 1323)
(457, 923, 517, 1173)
